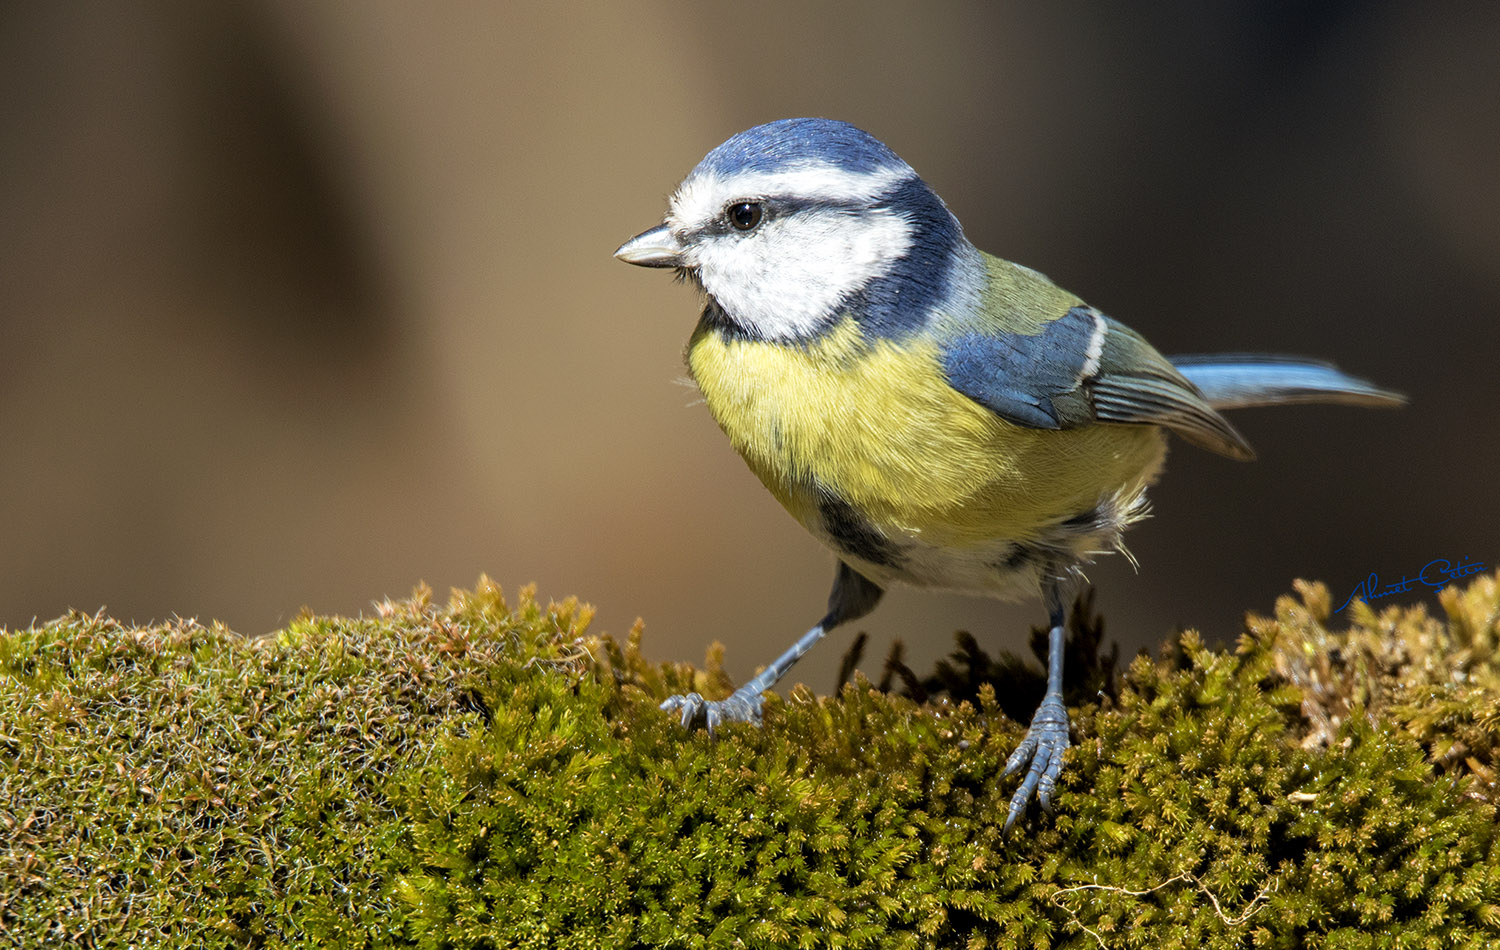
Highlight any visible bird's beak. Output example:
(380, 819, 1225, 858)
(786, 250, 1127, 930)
(614, 224, 684, 268)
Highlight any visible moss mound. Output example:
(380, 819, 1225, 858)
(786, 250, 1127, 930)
(4, 574, 1500, 947)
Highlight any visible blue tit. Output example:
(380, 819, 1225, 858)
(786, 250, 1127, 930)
(615, 117, 1403, 829)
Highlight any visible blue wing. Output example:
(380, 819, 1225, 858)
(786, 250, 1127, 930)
(941, 305, 1257, 460)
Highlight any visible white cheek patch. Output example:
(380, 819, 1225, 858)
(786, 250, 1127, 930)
(692, 209, 914, 340)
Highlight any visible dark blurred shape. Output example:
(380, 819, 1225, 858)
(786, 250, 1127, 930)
(171, 2, 393, 356)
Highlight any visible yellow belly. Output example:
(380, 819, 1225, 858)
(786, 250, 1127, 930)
(687, 315, 1167, 580)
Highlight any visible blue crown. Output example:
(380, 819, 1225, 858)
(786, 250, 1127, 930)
(694, 118, 908, 178)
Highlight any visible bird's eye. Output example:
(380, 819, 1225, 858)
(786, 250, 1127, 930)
(727, 201, 763, 232)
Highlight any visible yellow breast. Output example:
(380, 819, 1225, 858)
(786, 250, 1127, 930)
(687, 315, 1167, 555)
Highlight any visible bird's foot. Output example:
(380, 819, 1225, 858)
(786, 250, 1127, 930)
(1002, 694, 1071, 831)
(660, 686, 765, 735)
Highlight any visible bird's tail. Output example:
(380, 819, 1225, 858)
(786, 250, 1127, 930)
(1169, 354, 1406, 411)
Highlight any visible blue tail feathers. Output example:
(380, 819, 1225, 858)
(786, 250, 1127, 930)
(1170, 354, 1406, 411)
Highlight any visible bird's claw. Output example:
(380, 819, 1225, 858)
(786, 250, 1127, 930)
(1002, 694, 1071, 831)
(659, 688, 766, 735)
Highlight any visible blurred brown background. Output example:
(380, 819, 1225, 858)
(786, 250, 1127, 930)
(3, 1, 1496, 692)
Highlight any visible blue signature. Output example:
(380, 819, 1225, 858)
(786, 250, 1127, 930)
(1335, 557, 1488, 613)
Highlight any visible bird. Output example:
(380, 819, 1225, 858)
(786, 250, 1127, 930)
(613, 117, 1403, 830)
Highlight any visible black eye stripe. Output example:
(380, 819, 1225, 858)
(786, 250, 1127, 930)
(700, 195, 872, 237)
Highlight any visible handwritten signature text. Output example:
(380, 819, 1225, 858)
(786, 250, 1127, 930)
(1336, 557, 1488, 613)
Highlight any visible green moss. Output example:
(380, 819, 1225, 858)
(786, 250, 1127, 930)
(4, 574, 1500, 947)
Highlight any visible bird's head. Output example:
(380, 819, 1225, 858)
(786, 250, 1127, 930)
(616, 118, 976, 342)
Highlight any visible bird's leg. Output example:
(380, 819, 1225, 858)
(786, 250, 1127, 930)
(1003, 574, 1072, 831)
(661, 562, 883, 734)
